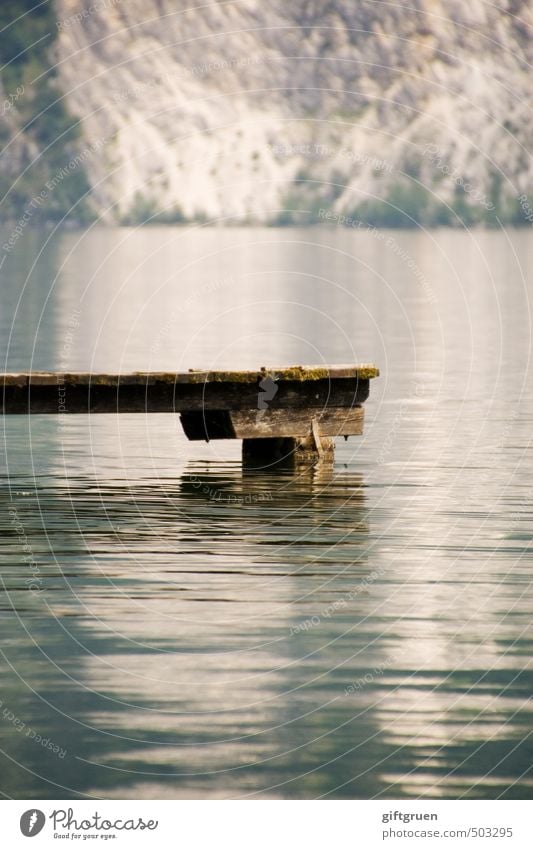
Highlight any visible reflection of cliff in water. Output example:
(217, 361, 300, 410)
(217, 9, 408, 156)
(2, 460, 530, 800)
(0, 461, 379, 799)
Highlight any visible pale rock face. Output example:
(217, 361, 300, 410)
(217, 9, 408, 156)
(53, 0, 533, 223)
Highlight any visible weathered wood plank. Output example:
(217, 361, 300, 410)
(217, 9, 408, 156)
(1, 367, 377, 414)
(180, 407, 363, 440)
(240, 406, 363, 439)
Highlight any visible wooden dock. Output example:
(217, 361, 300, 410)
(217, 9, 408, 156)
(1, 364, 379, 467)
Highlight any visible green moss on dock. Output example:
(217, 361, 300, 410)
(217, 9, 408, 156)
(272, 365, 379, 380)
(133, 366, 380, 384)
(274, 366, 330, 381)
(352, 366, 380, 379)
(187, 371, 256, 384)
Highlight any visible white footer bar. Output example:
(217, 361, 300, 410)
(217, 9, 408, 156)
(2, 799, 531, 848)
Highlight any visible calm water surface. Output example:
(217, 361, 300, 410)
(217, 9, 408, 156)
(0, 226, 532, 798)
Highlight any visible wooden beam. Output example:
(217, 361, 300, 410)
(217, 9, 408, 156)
(180, 406, 364, 441)
(1, 366, 378, 414)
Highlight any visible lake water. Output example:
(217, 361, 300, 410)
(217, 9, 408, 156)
(0, 225, 532, 799)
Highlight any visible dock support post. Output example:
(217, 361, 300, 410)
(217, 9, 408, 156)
(242, 434, 334, 469)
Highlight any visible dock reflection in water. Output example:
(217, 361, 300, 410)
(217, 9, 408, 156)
(1, 453, 388, 799)
(2, 438, 530, 800)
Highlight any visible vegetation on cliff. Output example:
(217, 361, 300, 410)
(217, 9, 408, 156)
(1, 1, 532, 228)
(0, 0, 92, 223)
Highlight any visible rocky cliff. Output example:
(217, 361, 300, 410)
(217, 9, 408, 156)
(4, 1, 533, 225)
